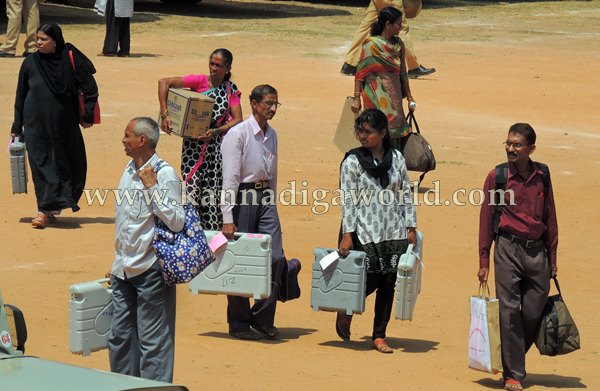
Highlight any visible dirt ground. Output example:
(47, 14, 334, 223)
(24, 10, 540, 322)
(1, 0, 599, 389)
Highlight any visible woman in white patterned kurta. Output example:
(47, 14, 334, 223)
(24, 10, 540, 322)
(337, 108, 417, 354)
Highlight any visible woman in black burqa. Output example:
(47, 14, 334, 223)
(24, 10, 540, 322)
(10, 23, 99, 228)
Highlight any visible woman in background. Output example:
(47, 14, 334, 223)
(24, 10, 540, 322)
(351, 7, 416, 150)
(10, 23, 99, 229)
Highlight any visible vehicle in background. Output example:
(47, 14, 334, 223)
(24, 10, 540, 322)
(0, 289, 188, 391)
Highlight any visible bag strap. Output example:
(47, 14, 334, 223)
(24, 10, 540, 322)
(214, 81, 232, 128)
(552, 276, 561, 295)
(406, 111, 421, 134)
(493, 162, 508, 235)
(68, 50, 76, 71)
(478, 281, 491, 299)
(184, 143, 209, 184)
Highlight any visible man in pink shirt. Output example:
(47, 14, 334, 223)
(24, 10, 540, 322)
(478, 123, 558, 391)
(220, 84, 285, 340)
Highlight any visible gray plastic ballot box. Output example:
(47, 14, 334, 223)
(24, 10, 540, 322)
(69, 278, 113, 356)
(395, 231, 424, 321)
(311, 249, 367, 315)
(10, 137, 27, 194)
(189, 231, 272, 300)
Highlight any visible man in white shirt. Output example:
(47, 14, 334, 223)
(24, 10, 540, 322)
(220, 84, 285, 340)
(109, 117, 184, 382)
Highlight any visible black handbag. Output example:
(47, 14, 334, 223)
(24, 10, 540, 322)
(278, 258, 301, 302)
(395, 112, 436, 184)
(535, 277, 581, 356)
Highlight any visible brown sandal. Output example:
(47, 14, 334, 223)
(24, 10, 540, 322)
(372, 338, 393, 354)
(31, 212, 47, 229)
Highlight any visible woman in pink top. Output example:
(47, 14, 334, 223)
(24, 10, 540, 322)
(158, 48, 243, 230)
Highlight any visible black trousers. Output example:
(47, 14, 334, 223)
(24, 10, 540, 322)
(102, 0, 130, 56)
(365, 272, 397, 340)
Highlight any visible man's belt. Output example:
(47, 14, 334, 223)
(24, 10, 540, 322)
(239, 181, 270, 190)
(500, 232, 544, 249)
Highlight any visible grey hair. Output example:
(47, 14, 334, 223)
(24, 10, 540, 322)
(131, 117, 160, 149)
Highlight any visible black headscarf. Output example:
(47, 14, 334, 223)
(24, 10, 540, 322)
(32, 23, 75, 96)
(33, 23, 96, 100)
(344, 145, 394, 188)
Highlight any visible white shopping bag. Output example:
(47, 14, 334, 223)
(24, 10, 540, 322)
(468, 282, 502, 374)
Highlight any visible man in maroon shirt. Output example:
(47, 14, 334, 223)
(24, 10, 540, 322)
(478, 123, 558, 391)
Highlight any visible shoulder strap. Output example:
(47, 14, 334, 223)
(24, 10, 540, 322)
(184, 143, 209, 184)
(534, 162, 550, 224)
(535, 162, 550, 192)
(215, 81, 233, 127)
(493, 162, 508, 234)
(153, 159, 168, 173)
(68, 50, 76, 71)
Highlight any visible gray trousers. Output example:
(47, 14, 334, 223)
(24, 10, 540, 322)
(109, 261, 176, 383)
(494, 234, 550, 382)
(227, 188, 285, 333)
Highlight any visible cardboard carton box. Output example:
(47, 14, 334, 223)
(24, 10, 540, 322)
(164, 88, 214, 138)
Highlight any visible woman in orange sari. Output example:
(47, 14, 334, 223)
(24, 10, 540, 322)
(351, 7, 416, 147)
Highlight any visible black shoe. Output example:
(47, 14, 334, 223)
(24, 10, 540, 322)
(251, 324, 279, 340)
(335, 312, 352, 341)
(117, 52, 130, 57)
(340, 63, 357, 76)
(229, 329, 262, 340)
(408, 65, 436, 79)
(0, 50, 15, 58)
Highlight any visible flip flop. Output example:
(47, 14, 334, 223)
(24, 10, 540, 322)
(31, 212, 47, 229)
(335, 312, 352, 341)
(504, 379, 523, 391)
(372, 338, 393, 354)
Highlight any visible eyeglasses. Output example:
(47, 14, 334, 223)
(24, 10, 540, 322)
(503, 141, 527, 149)
(260, 101, 282, 109)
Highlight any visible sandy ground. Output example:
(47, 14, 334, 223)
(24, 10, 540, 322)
(1, 0, 599, 389)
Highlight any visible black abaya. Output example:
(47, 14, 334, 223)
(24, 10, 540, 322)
(12, 56, 88, 212)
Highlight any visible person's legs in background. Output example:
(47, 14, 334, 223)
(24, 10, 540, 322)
(116, 17, 131, 56)
(0, 0, 23, 57)
(22, 0, 40, 56)
(102, 0, 119, 56)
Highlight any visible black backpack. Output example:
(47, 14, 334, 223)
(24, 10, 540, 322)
(492, 162, 550, 235)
